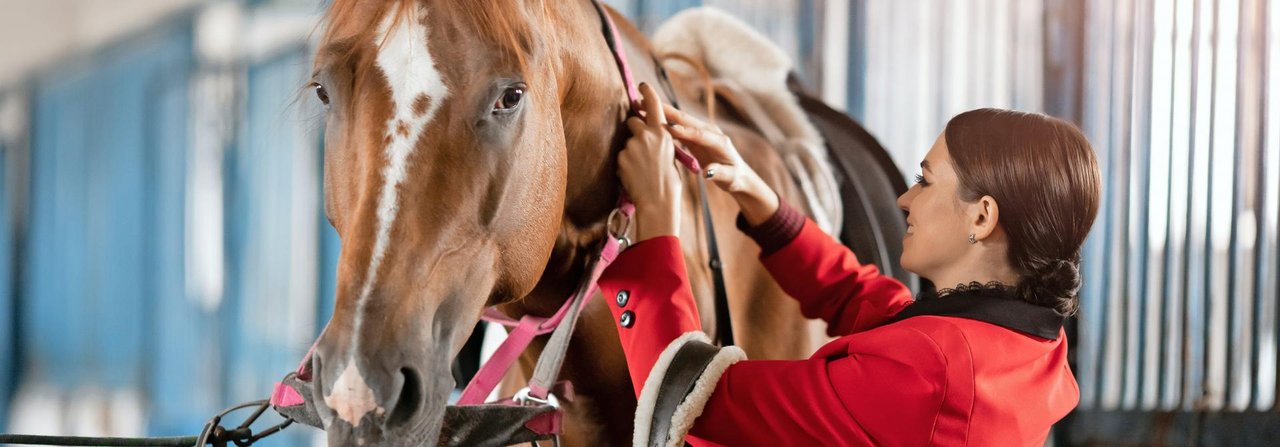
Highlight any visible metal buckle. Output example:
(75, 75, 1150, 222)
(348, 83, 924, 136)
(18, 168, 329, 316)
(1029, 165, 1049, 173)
(512, 387, 560, 409)
(195, 399, 293, 446)
(606, 208, 631, 241)
(512, 387, 561, 447)
(529, 436, 562, 447)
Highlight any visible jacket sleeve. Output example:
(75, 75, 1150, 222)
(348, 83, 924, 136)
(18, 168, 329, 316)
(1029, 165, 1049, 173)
(595, 224, 947, 446)
(686, 328, 948, 447)
(740, 200, 914, 336)
(598, 235, 703, 395)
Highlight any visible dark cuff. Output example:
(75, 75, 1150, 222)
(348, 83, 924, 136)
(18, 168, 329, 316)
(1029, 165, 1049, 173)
(735, 198, 805, 256)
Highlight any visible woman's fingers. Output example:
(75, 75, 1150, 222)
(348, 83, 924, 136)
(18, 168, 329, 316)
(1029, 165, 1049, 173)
(668, 121, 728, 154)
(625, 116, 647, 136)
(702, 162, 739, 192)
(655, 97, 727, 159)
(663, 103, 704, 129)
(639, 83, 666, 127)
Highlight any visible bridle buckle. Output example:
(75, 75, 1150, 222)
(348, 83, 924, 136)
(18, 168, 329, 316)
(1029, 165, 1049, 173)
(513, 387, 560, 409)
(606, 207, 632, 249)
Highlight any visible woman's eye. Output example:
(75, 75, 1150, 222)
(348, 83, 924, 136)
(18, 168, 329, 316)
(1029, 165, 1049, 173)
(312, 83, 330, 106)
(914, 173, 928, 186)
(494, 86, 524, 111)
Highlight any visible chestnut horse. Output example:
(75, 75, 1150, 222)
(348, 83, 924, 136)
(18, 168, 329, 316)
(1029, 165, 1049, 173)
(308, 1, 831, 445)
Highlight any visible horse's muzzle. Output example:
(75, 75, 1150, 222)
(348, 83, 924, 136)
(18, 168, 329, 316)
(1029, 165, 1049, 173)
(313, 346, 452, 446)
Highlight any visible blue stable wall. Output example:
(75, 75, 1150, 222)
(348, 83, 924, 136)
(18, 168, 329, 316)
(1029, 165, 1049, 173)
(26, 29, 188, 389)
(222, 47, 332, 446)
(20, 19, 230, 437)
(19, 32, 330, 446)
(0, 133, 15, 430)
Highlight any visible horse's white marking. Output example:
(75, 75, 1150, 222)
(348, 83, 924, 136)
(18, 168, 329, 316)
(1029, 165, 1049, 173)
(349, 4, 448, 354)
(332, 6, 447, 419)
(324, 362, 383, 427)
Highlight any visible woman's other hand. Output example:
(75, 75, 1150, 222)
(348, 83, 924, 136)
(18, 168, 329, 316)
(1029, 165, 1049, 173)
(618, 83, 683, 242)
(664, 104, 779, 226)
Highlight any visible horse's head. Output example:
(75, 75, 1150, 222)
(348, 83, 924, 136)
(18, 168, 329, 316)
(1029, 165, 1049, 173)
(309, 0, 625, 444)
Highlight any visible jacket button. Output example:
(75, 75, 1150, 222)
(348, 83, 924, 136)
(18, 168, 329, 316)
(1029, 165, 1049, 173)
(620, 310, 635, 328)
(616, 290, 630, 307)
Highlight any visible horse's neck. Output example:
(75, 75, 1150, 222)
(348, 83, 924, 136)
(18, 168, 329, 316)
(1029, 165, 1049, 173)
(499, 4, 650, 317)
(493, 10, 691, 444)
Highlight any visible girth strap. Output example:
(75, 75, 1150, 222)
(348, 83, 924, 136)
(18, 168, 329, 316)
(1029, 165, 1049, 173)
(696, 179, 733, 346)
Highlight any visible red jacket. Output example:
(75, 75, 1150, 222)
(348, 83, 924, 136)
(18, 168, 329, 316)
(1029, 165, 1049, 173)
(597, 203, 1078, 446)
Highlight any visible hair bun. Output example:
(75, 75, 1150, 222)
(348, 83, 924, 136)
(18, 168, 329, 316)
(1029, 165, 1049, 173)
(1017, 258, 1082, 316)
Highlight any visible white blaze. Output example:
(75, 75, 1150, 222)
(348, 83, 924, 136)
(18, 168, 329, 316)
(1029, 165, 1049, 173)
(324, 362, 382, 427)
(335, 4, 448, 418)
(351, 5, 448, 346)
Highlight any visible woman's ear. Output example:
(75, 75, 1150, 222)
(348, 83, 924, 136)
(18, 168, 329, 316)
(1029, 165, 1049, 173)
(970, 195, 1000, 242)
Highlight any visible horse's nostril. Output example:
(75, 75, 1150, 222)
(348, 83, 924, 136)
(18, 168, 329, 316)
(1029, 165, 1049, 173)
(386, 367, 422, 428)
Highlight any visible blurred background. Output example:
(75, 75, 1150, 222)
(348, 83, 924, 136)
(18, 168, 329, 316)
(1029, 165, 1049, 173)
(0, 0, 1276, 445)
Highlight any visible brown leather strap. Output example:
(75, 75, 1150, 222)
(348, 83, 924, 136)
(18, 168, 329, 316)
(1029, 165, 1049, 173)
(648, 340, 721, 447)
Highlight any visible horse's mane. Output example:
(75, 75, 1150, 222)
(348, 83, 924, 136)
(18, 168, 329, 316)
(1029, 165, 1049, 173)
(320, 0, 540, 72)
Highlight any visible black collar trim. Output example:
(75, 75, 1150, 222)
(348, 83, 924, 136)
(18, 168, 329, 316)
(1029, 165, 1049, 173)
(887, 287, 1065, 340)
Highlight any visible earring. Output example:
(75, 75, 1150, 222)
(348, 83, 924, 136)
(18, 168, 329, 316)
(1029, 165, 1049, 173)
(968, 234, 977, 244)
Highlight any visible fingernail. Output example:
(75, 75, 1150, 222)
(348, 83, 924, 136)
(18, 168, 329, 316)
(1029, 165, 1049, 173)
(704, 167, 717, 179)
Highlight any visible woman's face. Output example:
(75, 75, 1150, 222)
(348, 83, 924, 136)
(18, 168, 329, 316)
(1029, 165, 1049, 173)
(896, 133, 973, 284)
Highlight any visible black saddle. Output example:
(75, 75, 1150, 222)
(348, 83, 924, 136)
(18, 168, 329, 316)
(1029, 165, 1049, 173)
(787, 78, 919, 293)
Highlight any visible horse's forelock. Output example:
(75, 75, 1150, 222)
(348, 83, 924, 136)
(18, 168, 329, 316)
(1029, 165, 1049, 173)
(434, 0, 549, 71)
(321, 0, 542, 74)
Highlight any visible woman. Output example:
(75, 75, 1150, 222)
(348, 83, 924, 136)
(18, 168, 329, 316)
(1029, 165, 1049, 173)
(598, 83, 1101, 446)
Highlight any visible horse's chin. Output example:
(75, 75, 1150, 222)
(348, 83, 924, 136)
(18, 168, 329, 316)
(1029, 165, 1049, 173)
(323, 406, 445, 447)
(320, 368, 450, 447)
(387, 406, 445, 447)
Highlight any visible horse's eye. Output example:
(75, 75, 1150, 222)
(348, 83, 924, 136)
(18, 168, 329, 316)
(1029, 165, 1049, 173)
(312, 83, 330, 106)
(494, 86, 524, 111)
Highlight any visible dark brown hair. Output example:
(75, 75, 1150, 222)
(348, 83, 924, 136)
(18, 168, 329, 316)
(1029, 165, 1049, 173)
(944, 108, 1101, 316)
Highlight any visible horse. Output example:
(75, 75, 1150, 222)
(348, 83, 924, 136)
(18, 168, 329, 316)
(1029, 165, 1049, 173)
(305, 1, 904, 445)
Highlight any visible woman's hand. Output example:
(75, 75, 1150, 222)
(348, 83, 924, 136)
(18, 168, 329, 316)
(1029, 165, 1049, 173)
(618, 83, 682, 242)
(664, 104, 779, 226)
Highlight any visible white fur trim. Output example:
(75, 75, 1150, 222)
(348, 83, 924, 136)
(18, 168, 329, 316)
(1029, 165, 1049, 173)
(652, 7, 843, 237)
(663, 344, 745, 446)
(632, 332, 747, 447)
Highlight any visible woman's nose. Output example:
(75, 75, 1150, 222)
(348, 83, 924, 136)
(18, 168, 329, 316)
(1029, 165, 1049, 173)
(896, 188, 913, 212)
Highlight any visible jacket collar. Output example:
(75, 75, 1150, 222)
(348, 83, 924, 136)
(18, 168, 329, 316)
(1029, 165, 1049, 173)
(887, 283, 1065, 340)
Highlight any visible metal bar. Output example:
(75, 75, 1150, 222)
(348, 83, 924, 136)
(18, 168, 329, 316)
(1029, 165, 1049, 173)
(1103, 0, 1135, 410)
(1127, 0, 1157, 410)
(1161, 0, 1197, 410)
(1253, 0, 1280, 411)
(1202, 0, 1240, 411)
(1078, 0, 1117, 409)
(1181, 0, 1215, 411)
(1226, 0, 1264, 412)
(1145, 0, 1176, 411)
